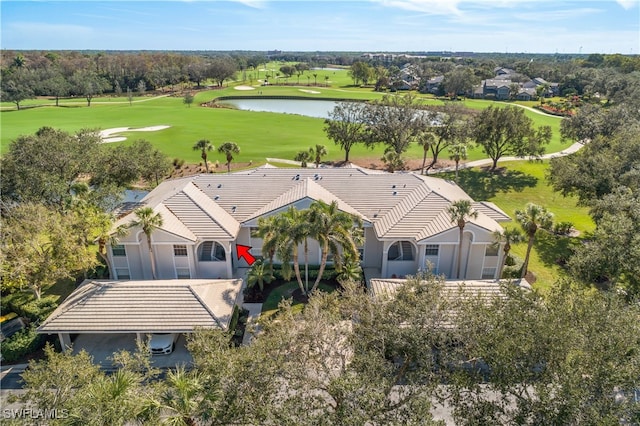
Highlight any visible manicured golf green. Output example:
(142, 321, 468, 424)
(0, 80, 567, 167)
(0, 70, 584, 289)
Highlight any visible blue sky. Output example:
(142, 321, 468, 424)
(1, 0, 638, 53)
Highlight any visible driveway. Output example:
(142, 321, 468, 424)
(71, 333, 193, 368)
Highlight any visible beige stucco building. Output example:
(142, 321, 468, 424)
(109, 166, 511, 281)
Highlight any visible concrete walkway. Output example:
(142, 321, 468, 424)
(241, 303, 263, 346)
(430, 141, 585, 174)
(265, 157, 303, 166)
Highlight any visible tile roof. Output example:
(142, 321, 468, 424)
(114, 167, 509, 243)
(37, 279, 242, 334)
(473, 201, 512, 222)
(369, 278, 531, 303)
(245, 177, 364, 221)
(163, 182, 240, 240)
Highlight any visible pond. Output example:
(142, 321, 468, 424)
(218, 98, 441, 124)
(218, 98, 343, 119)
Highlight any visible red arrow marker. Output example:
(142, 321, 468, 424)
(236, 244, 256, 266)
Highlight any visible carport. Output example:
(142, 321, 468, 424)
(37, 279, 243, 365)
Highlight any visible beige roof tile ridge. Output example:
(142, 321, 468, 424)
(37, 281, 101, 329)
(187, 282, 225, 330)
(153, 203, 198, 241)
(373, 183, 433, 238)
(165, 182, 240, 239)
(472, 201, 512, 222)
(243, 177, 365, 222)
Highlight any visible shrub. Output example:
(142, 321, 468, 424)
(502, 254, 524, 279)
(13, 295, 59, 322)
(1, 326, 45, 363)
(553, 221, 574, 236)
(172, 158, 185, 169)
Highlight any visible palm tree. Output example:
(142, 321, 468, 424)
(449, 141, 468, 182)
(516, 203, 554, 279)
(492, 227, 524, 279)
(307, 200, 362, 292)
(310, 144, 328, 168)
(275, 207, 309, 295)
(159, 365, 203, 426)
(253, 215, 280, 274)
(192, 139, 214, 173)
(448, 200, 478, 279)
(336, 258, 363, 285)
(417, 130, 435, 175)
(217, 142, 240, 173)
(246, 260, 274, 292)
(294, 149, 313, 168)
(130, 207, 163, 279)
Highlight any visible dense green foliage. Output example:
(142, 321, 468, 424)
(549, 110, 640, 294)
(15, 275, 640, 425)
(1, 326, 45, 363)
(1, 127, 170, 209)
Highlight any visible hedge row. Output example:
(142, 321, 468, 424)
(2, 294, 59, 323)
(1, 326, 45, 363)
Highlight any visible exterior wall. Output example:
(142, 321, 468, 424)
(134, 238, 152, 279)
(237, 227, 252, 248)
(196, 241, 232, 278)
(363, 227, 382, 268)
(438, 245, 456, 278)
(465, 243, 486, 280)
(382, 240, 419, 278)
(155, 245, 176, 279)
(481, 246, 501, 279)
(110, 202, 503, 281)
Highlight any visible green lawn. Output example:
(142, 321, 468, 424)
(446, 159, 594, 291)
(1, 69, 569, 165)
(1, 69, 581, 290)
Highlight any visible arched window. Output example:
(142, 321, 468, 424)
(387, 241, 415, 261)
(199, 241, 226, 261)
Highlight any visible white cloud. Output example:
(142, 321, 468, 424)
(374, 0, 462, 15)
(616, 0, 637, 9)
(230, 0, 268, 8)
(514, 7, 601, 22)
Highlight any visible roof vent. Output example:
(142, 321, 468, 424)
(217, 183, 223, 188)
(231, 206, 237, 213)
(403, 184, 406, 188)
(214, 195, 220, 200)
(392, 184, 396, 189)
(207, 184, 211, 187)
(294, 174, 300, 181)
(392, 191, 397, 195)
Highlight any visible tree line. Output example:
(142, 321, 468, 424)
(345, 52, 640, 98)
(13, 274, 640, 425)
(548, 98, 640, 296)
(324, 94, 551, 173)
(1, 51, 248, 109)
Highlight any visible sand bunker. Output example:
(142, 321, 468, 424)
(100, 125, 171, 143)
(299, 89, 321, 94)
(234, 85, 256, 91)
